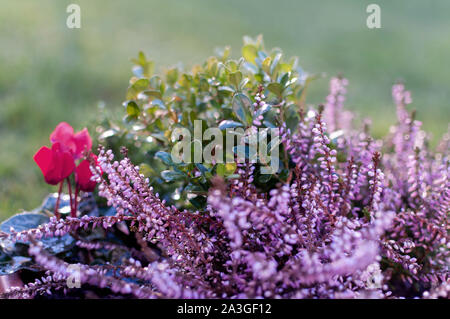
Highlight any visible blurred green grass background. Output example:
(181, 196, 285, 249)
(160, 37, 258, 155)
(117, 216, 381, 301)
(0, 0, 449, 219)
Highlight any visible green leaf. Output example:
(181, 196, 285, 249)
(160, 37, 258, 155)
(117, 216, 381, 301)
(161, 170, 185, 182)
(228, 71, 243, 89)
(218, 86, 235, 93)
(184, 184, 207, 195)
(131, 51, 154, 77)
(270, 53, 282, 75)
(225, 60, 239, 73)
(216, 46, 231, 61)
(139, 163, 156, 178)
(262, 57, 272, 74)
(362, 207, 372, 221)
(238, 78, 250, 91)
(258, 174, 272, 183)
(125, 101, 140, 117)
(134, 51, 146, 65)
(149, 75, 165, 94)
(279, 168, 289, 181)
(285, 104, 300, 131)
(267, 82, 283, 97)
(166, 68, 179, 86)
(218, 120, 243, 130)
(216, 163, 237, 177)
(142, 90, 162, 100)
(126, 78, 150, 100)
(189, 196, 207, 209)
(242, 44, 258, 64)
(280, 72, 290, 87)
(155, 151, 174, 166)
(243, 62, 258, 74)
(232, 93, 252, 126)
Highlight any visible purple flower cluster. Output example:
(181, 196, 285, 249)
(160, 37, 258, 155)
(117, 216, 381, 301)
(1, 79, 448, 299)
(1, 271, 67, 299)
(323, 76, 352, 132)
(27, 242, 156, 298)
(4, 214, 134, 243)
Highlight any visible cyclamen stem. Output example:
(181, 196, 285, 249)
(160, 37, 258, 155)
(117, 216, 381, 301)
(66, 177, 74, 217)
(54, 181, 63, 219)
(73, 186, 80, 217)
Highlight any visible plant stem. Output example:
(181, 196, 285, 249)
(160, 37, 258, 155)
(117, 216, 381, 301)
(73, 186, 80, 217)
(67, 177, 74, 217)
(54, 181, 64, 219)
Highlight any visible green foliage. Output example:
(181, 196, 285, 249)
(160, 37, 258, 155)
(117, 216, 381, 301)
(97, 36, 313, 209)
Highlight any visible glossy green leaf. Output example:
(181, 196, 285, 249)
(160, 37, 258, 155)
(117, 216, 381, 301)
(161, 170, 185, 182)
(218, 120, 243, 130)
(155, 151, 174, 166)
(125, 101, 140, 117)
(126, 78, 150, 100)
(232, 93, 252, 126)
(270, 53, 282, 75)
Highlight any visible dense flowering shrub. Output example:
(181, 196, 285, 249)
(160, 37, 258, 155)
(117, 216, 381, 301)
(0, 36, 448, 299)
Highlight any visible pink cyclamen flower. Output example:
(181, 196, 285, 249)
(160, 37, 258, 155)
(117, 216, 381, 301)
(33, 142, 75, 185)
(75, 155, 100, 192)
(50, 122, 92, 159)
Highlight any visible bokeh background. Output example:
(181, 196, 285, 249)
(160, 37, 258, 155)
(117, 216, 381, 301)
(0, 0, 449, 219)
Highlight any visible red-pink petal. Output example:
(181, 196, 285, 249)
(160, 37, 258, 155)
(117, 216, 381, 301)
(75, 159, 96, 192)
(34, 143, 75, 185)
(61, 151, 76, 180)
(33, 146, 53, 177)
(50, 122, 76, 154)
(73, 128, 92, 159)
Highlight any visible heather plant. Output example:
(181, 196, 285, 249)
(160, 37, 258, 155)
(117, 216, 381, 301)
(0, 36, 448, 299)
